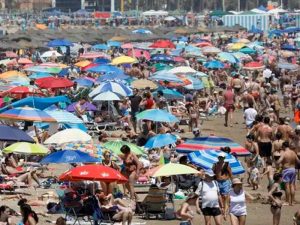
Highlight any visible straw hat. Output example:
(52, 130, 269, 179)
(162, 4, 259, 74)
(232, 178, 243, 185)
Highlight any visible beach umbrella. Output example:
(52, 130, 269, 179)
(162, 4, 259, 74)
(232, 52, 252, 61)
(59, 164, 127, 183)
(89, 81, 132, 97)
(132, 29, 152, 34)
(44, 109, 83, 124)
(150, 54, 174, 62)
(91, 44, 109, 50)
(39, 63, 68, 68)
(107, 41, 121, 48)
(279, 50, 295, 58)
(150, 40, 175, 49)
(136, 109, 179, 123)
(152, 88, 183, 100)
(239, 47, 256, 54)
(25, 66, 62, 74)
(185, 75, 204, 90)
(152, 163, 199, 177)
(93, 91, 121, 101)
(103, 140, 144, 155)
(228, 43, 246, 51)
(18, 58, 33, 64)
(243, 61, 265, 70)
(127, 49, 151, 60)
(75, 60, 91, 68)
(29, 73, 52, 79)
(93, 58, 111, 64)
(3, 142, 49, 155)
(6, 86, 40, 95)
(176, 136, 250, 156)
(281, 44, 298, 51)
(145, 133, 177, 149)
(121, 43, 134, 49)
(188, 150, 245, 175)
(278, 62, 299, 70)
(217, 52, 239, 64)
(195, 42, 212, 47)
(237, 38, 250, 44)
(35, 77, 74, 89)
(67, 102, 97, 112)
(40, 150, 98, 164)
(0, 71, 26, 79)
(47, 39, 73, 47)
(0, 125, 34, 142)
(202, 46, 221, 54)
(150, 70, 183, 83)
(169, 66, 197, 74)
(204, 60, 224, 69)
(131, 79, 158, 90)
(41, 51, 62, 58)
(44, 128, 92, 145)
(87, 65, 123, 75)
(64, 143, 103, 158)
(111, 56, 137, 65)
(0, 107, 56, 123)
(5, 51, 18, 58)
(248, 25, 263, 34)
(74, 78, 94, 87)
(152, 63, 174, 71)
(97, 73, 129, 82)
(80, 52, 107, 59)
(194, 72, 208, 77)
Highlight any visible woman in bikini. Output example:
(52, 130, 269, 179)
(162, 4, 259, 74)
(102, 150, 121, 195)
(119, 145, 141, 200)
(268, 173, 283, 225)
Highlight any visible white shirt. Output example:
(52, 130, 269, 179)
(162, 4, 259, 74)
(229, 190, 247, 216)
(244, 108, 257, 125)
(263, 68, 272, 79)
(195, 181, 219, 208)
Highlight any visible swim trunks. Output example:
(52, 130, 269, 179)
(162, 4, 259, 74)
(282, 168, 296, 184)
(258, 142, 272, 157)
(217, 179, 232, 195)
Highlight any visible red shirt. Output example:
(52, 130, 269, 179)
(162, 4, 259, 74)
(224, 90, 234, 106)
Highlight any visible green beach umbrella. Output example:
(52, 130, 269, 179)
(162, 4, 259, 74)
(103, 140, 144, 155)
(3, 142, 49, 155)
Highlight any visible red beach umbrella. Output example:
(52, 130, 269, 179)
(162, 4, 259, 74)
(35, 77, 74, 89)
(243, 61, 265, 70)
(59, 164, 128, 183)
(150, 40, 176, 49)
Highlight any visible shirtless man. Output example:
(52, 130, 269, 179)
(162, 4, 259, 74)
(212, 152, 233, 219)
(256, 117, 273, 167)
(276, 141, 300, 205)
(277, 117, 293, 142)
(291, 126, 300, 158)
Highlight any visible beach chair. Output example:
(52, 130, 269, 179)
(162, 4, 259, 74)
(56, 188, 93, 225)
(142, 185, 169, 219)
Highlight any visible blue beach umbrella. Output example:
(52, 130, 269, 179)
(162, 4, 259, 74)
(107, 41, 121, 47)
(92, 44, 109, 50)
(44, 109, 84, 124)
(152, 88, 184, 100)
(74, 78, 94, 87)
(0, 124, 34, 142)
(40, 150, 98, 164)
(136, 109, 179, 123)
(188, 150, 245, 175)
(132, 29, 152, 34)
(185, 75, 204, 90)
(150, 54, 174, 62)
(89, 81, 132, 97)
(93, 58, 111, 64)
(281, 44, 298, 51)
(278, 62, 299, 70)
(96, 73, 129, 82)
(248, 25, 263, 34)
(29, 72, 52, 79)
(150, 70, 183, 83)
(204, 60, 224, 69)
(217, 52, 239, 64)
(47, 39, 73, 47)
(87, 65, 123, 75)
(239, 47, 256, 54)
(145, 133, 177, 149)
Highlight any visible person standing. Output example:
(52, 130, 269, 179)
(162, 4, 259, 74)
(224, 86, 235, 127)
(229, 178, 253, 225)
(213, 152, 233, 220)
(243, 103, 257, 131)
(195, 170, 224, 225)
(276, 141, 300, 206)
(268, 173, 283, 225)
(129, 88, 142, 133)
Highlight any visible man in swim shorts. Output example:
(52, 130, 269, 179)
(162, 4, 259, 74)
(257, 117, 273, 167)
(276, 141, 300, 205)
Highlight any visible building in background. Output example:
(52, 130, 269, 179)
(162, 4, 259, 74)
(55, 0, 82, 12)
(5, 0, 51, 11)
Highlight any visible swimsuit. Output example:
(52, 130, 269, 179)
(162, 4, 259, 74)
(282, 167, 296, 184)
(258, 141, 272, 157)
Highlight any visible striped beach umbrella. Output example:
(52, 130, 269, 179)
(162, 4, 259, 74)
(0, 107, 56, 123)
(44, 109, 83, 124)
(89, 81, 132, 97)
(188, 150, 245, 175)
(176, 136, 250, 156)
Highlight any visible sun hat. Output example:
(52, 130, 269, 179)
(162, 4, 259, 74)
(232, 178, 243, 185)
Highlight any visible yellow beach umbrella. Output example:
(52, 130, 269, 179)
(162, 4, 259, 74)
(111, 56, 137, 65)
(131, 79, 158, 89)
(75, 60, 91, 68)
(238, 38, 250, 44)
(152, 163, 199, 177)
(0, 70, 26, 79)
(3, 142, 49, 155)
(229, 43, 246, 51)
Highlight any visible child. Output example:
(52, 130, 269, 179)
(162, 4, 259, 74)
(249, 161, 260, 190)
(176, 193, 200, 225)
(268, 173, 283, 225)
(261, 158, 274, 191)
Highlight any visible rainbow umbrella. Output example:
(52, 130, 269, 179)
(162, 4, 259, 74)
(0, 106, 56, 123)
(176, 136, 250, 156)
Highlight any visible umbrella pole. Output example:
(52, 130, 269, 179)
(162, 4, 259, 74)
(34, 126, 40, 143)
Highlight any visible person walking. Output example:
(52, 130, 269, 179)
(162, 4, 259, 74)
(268, 173, 283, 225)
(224, 86, 235, 127)
(196, 170, 224, 225)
